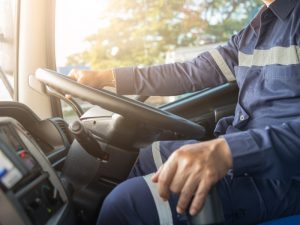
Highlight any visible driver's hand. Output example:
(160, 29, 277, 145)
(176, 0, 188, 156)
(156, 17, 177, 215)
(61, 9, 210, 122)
(151, 138, 232, 216)
(68, 69, 116, 89)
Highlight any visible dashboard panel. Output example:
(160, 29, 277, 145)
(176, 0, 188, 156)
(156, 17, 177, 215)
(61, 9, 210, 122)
(0, 102, 72, 169)
(0, 124, 38, 172)
(0, 110, 72, 225)
(0, 102, 138, 225)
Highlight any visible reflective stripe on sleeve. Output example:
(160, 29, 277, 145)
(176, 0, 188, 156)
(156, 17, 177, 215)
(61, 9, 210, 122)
(152, 141, 163, 169)
(209, 48, 236, 82)
(143, 174, 173, 225)
(239, 45, 300, 67)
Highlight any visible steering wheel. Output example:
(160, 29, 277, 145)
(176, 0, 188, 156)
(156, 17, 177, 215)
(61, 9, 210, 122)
(35, 69, 206, 140)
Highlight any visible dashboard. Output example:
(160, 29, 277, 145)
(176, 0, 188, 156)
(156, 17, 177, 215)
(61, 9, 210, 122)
(0, 101, 143, 225)
(0, 102, 73, 225)
(0, 100, 225, 225)
(0, 101, 140, 225)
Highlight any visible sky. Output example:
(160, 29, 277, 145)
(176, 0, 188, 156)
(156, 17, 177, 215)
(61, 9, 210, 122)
(55, 0, 108, 66)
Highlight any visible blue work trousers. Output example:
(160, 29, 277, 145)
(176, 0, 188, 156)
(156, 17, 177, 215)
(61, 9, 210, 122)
(96, 140, 300, 225)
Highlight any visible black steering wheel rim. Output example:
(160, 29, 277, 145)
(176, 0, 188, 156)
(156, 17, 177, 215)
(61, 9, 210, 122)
(35, 68, 205, 139)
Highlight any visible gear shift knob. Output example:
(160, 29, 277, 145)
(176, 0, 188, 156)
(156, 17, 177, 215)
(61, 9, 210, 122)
(190, 186, 224, 225)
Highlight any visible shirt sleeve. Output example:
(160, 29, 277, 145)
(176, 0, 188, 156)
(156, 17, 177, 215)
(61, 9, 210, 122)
(223, 117, 300, 179)
(114, 32, 242, 96)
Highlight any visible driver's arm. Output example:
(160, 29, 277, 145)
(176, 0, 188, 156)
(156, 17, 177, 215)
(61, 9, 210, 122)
(114, 31, 241, 96)
(69, 30, 243, 96)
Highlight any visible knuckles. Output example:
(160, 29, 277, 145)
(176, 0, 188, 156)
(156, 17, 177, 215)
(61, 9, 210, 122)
(205, 169, 217, 181)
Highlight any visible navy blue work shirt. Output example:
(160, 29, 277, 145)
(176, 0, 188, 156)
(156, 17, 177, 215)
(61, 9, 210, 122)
(114, 0, 300, 180)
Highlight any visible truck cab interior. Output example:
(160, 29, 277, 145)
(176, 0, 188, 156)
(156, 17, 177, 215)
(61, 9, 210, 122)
(0, 1, 299, 225)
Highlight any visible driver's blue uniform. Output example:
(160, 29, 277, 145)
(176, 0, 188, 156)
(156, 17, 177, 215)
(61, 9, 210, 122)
(97, 0, 300, 224)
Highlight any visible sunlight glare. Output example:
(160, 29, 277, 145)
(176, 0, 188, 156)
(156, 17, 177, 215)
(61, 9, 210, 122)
(55, 0, 108, 66)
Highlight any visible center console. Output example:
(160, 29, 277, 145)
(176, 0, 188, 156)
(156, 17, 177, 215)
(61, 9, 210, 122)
(0, 117, 70, 225)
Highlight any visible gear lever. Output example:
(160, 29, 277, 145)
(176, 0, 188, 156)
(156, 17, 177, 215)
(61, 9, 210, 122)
(190, 187, 224, 225)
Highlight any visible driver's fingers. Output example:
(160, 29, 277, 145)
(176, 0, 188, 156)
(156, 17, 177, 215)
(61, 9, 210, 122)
(157, 160, 177, 201)
(65, 69, 80, 99)
(68, 69, 79, 81)
(176, 175, 199, 214)
(189, 176, 213, 216)
(151, 165, 163, 183)
(65, 94, 72, 100)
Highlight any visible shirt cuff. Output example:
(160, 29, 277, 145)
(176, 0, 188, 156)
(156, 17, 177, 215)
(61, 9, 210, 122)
(223, 131, 265, 176)
(114, 67, 135, 95)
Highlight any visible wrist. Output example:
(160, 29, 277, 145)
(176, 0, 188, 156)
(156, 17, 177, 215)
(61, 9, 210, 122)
(96, 69, 116, 88)
(215, 138, 233, 170)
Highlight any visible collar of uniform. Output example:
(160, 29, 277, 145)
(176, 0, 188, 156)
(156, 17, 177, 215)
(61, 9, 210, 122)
(249, 6, 267, 34)
(269, 0, 297, 20)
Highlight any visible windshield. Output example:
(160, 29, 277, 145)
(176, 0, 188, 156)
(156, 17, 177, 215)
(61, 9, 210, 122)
(0, 0, 18, 101)
(56, 0, 261, 122)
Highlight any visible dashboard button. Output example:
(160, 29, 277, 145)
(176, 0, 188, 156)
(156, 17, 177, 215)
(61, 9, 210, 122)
(0, 167, 7, 178)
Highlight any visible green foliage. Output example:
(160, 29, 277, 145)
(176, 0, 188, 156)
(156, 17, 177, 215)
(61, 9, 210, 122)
(67, 0, 262, 69)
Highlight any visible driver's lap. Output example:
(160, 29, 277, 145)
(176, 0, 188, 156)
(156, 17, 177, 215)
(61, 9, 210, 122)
(96, 140, 300, 225)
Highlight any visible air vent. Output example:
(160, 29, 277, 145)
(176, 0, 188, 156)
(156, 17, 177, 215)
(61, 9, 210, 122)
(56, 120, 67, 136)
(50, 118, 73, 144)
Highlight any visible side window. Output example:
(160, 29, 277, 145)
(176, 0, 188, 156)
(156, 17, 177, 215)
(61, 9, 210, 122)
(55, 0, 261, 118)
(0, 0, 18, 101)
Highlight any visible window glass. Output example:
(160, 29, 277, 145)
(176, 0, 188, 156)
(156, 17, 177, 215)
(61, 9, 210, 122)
(0, 0, 17, 101)
(56, 0, 261, 117)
